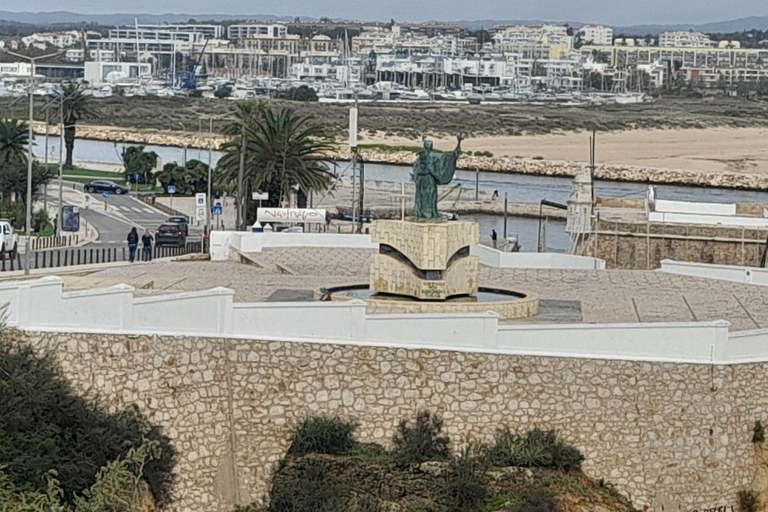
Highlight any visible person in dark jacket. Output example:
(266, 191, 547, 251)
(127, 227, 139, 262)
(142, 229, 153, 262)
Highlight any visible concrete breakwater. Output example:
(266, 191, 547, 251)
(33, 122, 768, 191)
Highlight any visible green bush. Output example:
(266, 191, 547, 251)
(753, 421, 765, 443)
(738, 490, 760, 512)
(439, 444, 489, 512)
(0, 336, 176, 506)
(487, 428, 584, 472)
(509, 486, 560, 512)
(268, 458, 349, 512)
(392, 410, 451, 465)
(288, 416, 358, 456)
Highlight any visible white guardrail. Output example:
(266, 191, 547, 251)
(659, 259, 768, 287)
(4, 275, 768, 365)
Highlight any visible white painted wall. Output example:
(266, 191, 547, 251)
(471, 245, 605, 269)
(7, 276, 768, 365)
(648, 211, 768, 228)
(655, 199, 736, 216)
(659, 259, 768, 286)
(210, 231, 377, 260)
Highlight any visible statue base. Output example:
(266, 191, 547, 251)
(370, 220, 479, 300)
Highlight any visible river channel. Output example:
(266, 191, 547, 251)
(33, 136, 768, 252)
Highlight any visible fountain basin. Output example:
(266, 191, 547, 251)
(316, 284, 539, 320)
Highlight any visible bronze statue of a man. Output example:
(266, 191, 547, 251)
(412, 136, 462, 219)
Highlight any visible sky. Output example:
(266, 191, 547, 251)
(6, 0, 768, 26)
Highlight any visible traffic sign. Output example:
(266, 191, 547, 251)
(195, 193, 207, 207)
(252, 191, 269, 201)
(213, 205, 223, 216)
(133, 173, 140, 181)
(196, 207, 205, 221)
(167, 185, 176, 194)
(102, 191, 109, 199)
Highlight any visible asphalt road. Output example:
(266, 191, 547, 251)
(45, 184, 202, 247)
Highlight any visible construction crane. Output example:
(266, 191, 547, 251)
(179, 38, 209, 89)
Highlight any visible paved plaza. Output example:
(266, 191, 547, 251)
(56, 247, 768, 331)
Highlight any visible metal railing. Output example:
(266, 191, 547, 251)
(0, 241, 204, 272)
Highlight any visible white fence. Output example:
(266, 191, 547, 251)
(6, 275, 768, 365)
(659, 259, 768, 286)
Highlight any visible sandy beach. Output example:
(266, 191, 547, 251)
(360, 126, 768, 175)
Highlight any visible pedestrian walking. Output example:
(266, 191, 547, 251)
(491, 229, 498, 248)
(127, 227, 139, 263)
(142, 229, 153, 262)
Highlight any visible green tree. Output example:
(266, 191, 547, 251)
(156, 159, 211, 195)
(121, 145, 158, 184)
(0, 118, 29, 164)
(0, 335, 176, 506)
(61, 84, 99, 170)
(218, 102, 335, 215)
(282, 85, 318, 102)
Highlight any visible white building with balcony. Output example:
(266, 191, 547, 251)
(227, 23, 287, 40)
(659, 31, 714, 48)
(579, 25, 613, 46)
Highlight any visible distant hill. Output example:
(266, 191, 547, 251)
(0, 11, 301, 26)
(442, 16, 768, 34)
(0, 10, 766, 34)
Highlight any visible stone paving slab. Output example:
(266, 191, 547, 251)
(54, 247, 768, 331)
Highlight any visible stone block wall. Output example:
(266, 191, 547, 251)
(23, 331, 766, 512)
(578, 220, 768, 269)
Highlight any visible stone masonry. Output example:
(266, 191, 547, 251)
(23, 330, 768, 512)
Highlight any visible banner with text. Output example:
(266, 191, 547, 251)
(257, 208, 327, 224)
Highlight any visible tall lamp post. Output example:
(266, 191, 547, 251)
(202, 112, 235, 244)
(1, 50, 62, 274)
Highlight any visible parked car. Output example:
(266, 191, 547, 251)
(85, 180, 129, 195)
(0, 221, 18, 257)
(155, 223, 187, 247)
(166, 216, 189, 235)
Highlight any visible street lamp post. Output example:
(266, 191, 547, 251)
(202, 111, 234, 246)
(1, 49, 61, 274)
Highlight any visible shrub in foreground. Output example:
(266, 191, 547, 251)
(288, 416, 358, 456)
(0, 336, 176, 506)
(439, 444, 490, 512)
(392, 410, 451, 465)
(488, 428, 584, 471)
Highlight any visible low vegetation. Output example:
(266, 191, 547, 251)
(237, 410, 638, 512)
(4, 96, 768, 142)
(0, 332, 177, 510)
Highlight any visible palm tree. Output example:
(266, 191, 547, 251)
(219, 102, 335, 218)
(61, 84, 99, 170)
(0, 118, 29, 164)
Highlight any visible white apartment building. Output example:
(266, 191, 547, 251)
(0, 62, 33, 76)
(493, 25, 573, 51)
(579, 25, 613, 46)
(21, 31, 81, 49)
(659, 31, 714, 48)
(65, 48, 116, 62)
(227, 23, 287, 40)
(136, 23, 223, 39)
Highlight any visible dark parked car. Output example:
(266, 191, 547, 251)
(166, 216, 189, 235)
(85, 180, 129, 195)
(155, 223, 187, 247)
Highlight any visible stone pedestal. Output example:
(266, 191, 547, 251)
(370, 220, 479, 300)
